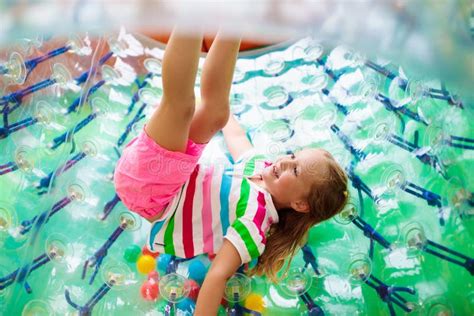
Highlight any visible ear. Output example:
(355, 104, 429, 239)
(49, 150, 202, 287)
(291, 200, 310, 213)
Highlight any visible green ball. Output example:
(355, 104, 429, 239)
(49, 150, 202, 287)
(123, 244, 142, 263)
(217, 305, 226, 316)
(154, 298, 168, 312)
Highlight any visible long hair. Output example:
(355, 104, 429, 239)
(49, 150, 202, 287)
(249, 150, 349, 282)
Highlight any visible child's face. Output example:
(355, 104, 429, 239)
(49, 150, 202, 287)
(261, 148, 326, 212)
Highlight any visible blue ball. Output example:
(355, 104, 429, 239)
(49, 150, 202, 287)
(188, 260, 207, 284)
(157, 253, 172, 272)
(176, 297, 196, 314)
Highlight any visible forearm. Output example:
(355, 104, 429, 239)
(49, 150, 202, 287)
(222, 114, 246, 138)
(222, 115, 253, 161)
(195, 240, 241, 314)
(194, 273, 227, 315)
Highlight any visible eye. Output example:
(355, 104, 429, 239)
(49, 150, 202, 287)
(290, 152, 297, 175)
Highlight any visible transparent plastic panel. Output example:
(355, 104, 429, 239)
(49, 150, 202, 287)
(0, 4, 473, 315)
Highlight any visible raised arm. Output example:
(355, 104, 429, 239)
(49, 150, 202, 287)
(222, 114, 254, 162)
(194, 240, 242, 315)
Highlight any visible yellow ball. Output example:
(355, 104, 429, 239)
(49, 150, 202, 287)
(136, 255, 156, 274)
(244, 293, 265, 313)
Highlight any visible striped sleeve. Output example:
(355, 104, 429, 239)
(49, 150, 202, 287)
(224, 217, 266, 264)
(224, 153, 269, 263)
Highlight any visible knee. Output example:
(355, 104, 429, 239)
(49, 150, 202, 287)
(207, 105, 230, 131)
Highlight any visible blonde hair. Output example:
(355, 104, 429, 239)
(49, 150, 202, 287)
(249, 150, 349, 282)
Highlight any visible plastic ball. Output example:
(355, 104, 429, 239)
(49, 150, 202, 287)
(123, 244, 142, 263)
(176, 297, 196, 314)
(217, 305, 226, 316)
(140, 279, 159, 301)
(154, 299, 169, 312)
(248, 259, 258, 270)
(185, 279, 200, 301)
(188, 260, 207, 284)
(142, 245, 159, 258)
(137, 255, 156, 274)
(220, 297, 228, 308)
(244, 293, 266, 313)
(148, 270, 160, 282)
(157, 253, 172, 272)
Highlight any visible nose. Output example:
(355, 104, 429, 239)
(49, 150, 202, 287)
(279, 159, 294, 172)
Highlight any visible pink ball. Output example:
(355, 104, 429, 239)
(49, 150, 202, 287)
(148, 270, 160, 283)
(140, 280, 159, 301)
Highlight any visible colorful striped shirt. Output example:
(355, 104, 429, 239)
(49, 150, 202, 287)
(146, 152, 279, 264)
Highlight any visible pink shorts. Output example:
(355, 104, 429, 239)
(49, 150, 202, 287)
(114, 128, 206, 220)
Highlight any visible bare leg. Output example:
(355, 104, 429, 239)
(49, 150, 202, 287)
(188, 32, 241, 144)
(145, 29, 203, 153)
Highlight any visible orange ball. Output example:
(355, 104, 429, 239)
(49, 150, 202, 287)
(137, 255, 156, 274)
(142, 245, 159, 258)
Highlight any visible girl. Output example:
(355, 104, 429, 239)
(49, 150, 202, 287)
(114, 29, 349, 315)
